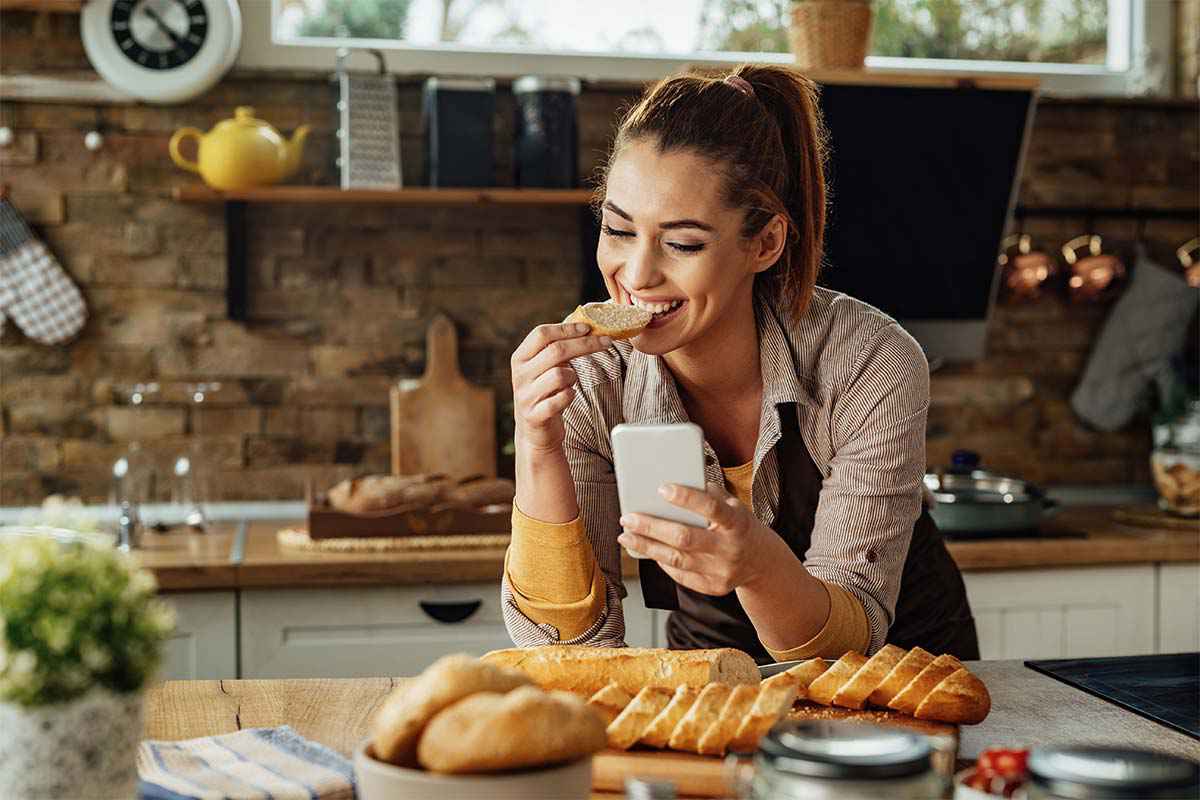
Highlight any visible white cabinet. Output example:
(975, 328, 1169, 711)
(963, 566, 1157, 660)
(240, 582, 516, 678)
(159, 591, 238, 680)
(1158, 563, 1200, 653)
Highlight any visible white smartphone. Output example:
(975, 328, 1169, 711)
(611, 422, 708, 558)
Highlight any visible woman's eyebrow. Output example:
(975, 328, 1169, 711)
(603, 200, 716, 233)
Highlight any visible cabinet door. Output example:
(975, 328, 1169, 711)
(963, 566, 1156, 660)
(159, 591, 238, 680)
(240, 583, 517, 679)
(1158, 563, 1200, 653)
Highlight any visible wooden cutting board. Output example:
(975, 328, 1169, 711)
(591, 704, 959, 797)
(391, 313, 496, 480)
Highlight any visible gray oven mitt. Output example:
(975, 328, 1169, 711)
(1071, 248, 1199, 431)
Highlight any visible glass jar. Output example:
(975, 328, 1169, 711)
(1025, 746, 1199, 799)
(1151, 398, 1200, 517)
(736, 720, 944, 800)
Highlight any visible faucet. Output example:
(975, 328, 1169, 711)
(117, 501, 141, 551)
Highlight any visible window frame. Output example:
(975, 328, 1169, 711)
(238, 0, 1173, 97)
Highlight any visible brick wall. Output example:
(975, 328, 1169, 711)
(1, 11, 1197, 504)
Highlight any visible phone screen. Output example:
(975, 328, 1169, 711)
(611, 423, 708, 558)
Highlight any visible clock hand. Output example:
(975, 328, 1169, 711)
(143, 5, 185, 48)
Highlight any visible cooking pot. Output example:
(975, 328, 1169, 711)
(923, 450, 1058, 536)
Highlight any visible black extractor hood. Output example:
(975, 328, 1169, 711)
(816, 81, 1036, 363)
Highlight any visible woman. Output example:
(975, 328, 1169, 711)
(502, 65, 978, 664)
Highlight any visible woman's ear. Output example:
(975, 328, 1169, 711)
(751, 214, 788, 274)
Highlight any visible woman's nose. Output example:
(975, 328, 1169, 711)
(622, 239, 661, 290)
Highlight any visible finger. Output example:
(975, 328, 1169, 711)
(526, 386, 575, 423)
(620, 512, 705, 552)
(617, 531, 695, 572)
(659, 483, 738, 530)
(524, 364, 578, 405)
(658, 562, 719, 595)
(523, 333, 613, 377)
(512, 323, 591, 364)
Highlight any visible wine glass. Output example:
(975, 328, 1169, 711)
(172, 382, 222, 531)
(110, 383, 159, 546)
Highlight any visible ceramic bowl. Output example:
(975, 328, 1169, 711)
(353, 740, 594, 800)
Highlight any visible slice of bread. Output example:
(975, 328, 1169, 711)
(567, 302, 652, 340)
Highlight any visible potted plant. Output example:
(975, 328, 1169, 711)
(788, 0, 874, 70)
(0, 528, 175, 799)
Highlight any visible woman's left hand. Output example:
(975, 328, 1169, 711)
(618, 483, 774, 596)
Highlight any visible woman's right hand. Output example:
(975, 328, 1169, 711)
(511, 322, 611, 454)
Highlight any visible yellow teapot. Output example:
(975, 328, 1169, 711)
(169, 107, 310, 191)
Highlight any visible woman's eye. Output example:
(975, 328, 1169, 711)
(601, 224, 634, 238)
(668, 242, 705, 253)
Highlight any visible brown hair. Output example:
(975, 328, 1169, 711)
(595, 65, 828, 320)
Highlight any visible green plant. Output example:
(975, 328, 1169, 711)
(0, 533, 175, 707)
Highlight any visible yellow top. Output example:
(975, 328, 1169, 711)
(506, 459, 871, 657)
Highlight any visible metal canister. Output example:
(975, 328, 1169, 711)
(512, 75, 580, 188)
(747, 720, 944, 799)
(1026, 746, 1200, 799)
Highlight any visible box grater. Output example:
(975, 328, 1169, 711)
(335, 48, 401, 190)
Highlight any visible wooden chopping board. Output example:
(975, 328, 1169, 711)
(391, 313, 495, 480)
(592, 704, 959, 797)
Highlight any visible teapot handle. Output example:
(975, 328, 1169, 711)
(169, 128, 203, 174)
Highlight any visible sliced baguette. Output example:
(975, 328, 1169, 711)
(481, 645, 759, 698)
(668, 683, 732, 753)
(805, 652, 868, 706)
(698, 684, 760, 756)
(587, 682, 633, 726)
(914, 668, 992, 725)
(640, 685, 700, 748)
(728, 678, 799, 753)
(867, 646, 935, 708)
(783, 659, 830, 699)
(567, 302, 651, 340)
(831, 644, 906, 710)
(607, 686, 673, 750)
(887, 654, 962, 716)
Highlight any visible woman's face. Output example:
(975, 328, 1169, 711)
(598, 138, 782, 357)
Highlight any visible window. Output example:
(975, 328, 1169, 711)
(239, 1, 1173, 96)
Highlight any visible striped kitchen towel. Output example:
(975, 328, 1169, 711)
(138, 726, 355, 800)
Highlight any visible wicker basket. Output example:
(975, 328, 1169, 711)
(788, 0, 874, 70)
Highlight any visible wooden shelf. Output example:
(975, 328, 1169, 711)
(172, 186, 594, 206)
(0, 0, 82, 11)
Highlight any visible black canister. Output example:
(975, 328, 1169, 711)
(422, 77, 495, 187)
(512, 76, 581, 188)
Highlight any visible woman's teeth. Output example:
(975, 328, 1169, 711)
(629, 296, 684, 316)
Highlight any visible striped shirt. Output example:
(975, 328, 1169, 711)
(501, 287, 931, 653)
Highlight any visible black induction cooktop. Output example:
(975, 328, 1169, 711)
(1026, 653, 1200, 740)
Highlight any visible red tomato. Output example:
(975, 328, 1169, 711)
(977, 748, 1029, 779)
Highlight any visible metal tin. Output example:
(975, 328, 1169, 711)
(749, 721, 943, 799)
(1026, 746, 1200, 799)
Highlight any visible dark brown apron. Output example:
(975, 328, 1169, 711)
(639, 402, 979, 664)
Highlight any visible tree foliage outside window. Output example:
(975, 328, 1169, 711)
(286, 0, 1109, 66)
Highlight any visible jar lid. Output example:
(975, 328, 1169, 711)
(756, 720, 932, 780)
(513, 75, 581, 95)
(423, 77, 496, 92)
(1029, 746, 1200, 799)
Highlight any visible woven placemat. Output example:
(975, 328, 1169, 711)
(277, 528, 511, 552)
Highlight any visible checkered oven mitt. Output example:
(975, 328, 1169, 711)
(0, 198, 87, 344)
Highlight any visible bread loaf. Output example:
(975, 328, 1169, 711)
(481, 645, 760, 698)
(370, 654, 532, 766)
(327, 473, 454, 514)
(567, 302, 651, 340)
(416, 686, 606, 774)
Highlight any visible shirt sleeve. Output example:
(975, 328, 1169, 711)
(803, 322, 931, 654)
(500, 387, 628, 648)
(764, 580, 871, 661)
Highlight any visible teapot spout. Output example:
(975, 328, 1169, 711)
(282, 125, 311, 179)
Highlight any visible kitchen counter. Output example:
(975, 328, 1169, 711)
(143, 660, 1200, 798)
(135, 506, 1198, 591)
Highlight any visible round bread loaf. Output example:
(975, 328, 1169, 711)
(370, 654, 532, 766)
(416, 686, 606, 774)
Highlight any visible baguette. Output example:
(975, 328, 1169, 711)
(806, 652, 868, 706)
(566, 302, 652, 340)
(831, 643, 906, 710)
(728, 677, 800, 753)
(481, 645, 760, 698)
(587, 682, 633, 726)
(697, 684, 759, 755)
(607, 686, 673, 750)
(887, 654, 962, 716)
(668, 683, 732, 752)
(639, 686, 700, 748)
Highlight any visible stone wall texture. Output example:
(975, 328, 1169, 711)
(0, 10, 1197, 504)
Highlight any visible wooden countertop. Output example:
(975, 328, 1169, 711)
(136, 506, 1198, 591)
(143, 660, 1200, 798)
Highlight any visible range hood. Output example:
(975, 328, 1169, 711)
(817, 82, 1037, 363)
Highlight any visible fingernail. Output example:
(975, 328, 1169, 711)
(619, 515, 631, 528)
(573, 323, 590, 334)
(658, 485, 672, 498)
(617, 534, 630, 546)
(599, 336, 613, 347)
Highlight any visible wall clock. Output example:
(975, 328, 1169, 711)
(82, 0, 242, 104)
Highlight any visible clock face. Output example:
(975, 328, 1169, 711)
(112, 0, 209, 71)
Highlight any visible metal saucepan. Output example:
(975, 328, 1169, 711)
(923, 451, 1058, 536)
